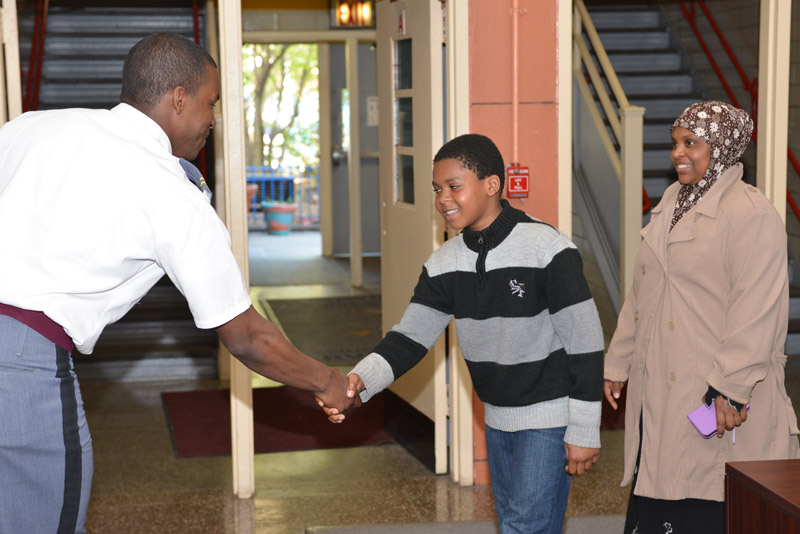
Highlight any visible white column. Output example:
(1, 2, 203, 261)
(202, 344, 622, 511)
(346, 37, 364, 288)
(445, 0, 473, 486)
(557, 0, 573, 237)
(756, 0, 792, 223)
(218, 0, 254, 499)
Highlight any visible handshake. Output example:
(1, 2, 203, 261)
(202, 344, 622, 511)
(315, 370, 366, 423)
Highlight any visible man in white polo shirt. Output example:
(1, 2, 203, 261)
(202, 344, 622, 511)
(0, 33, 355, 533)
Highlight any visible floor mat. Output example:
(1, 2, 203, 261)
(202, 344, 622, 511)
(162, 386, 395, 458)
(266, 295, 382, 366)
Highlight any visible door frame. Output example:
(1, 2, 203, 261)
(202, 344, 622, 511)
(243, 30, 376, 289)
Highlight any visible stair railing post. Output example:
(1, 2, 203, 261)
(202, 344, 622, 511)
(1, 0, 22, 122)
(620, 105, 645, 303)
(756, 0, 791, 222)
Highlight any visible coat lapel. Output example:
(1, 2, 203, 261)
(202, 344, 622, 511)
(666, 164, 743, 246)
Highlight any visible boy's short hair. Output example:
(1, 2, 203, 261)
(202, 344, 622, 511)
(434, 134, 506, 193)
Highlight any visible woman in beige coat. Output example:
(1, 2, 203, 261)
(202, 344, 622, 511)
(604, 101, 800, 534)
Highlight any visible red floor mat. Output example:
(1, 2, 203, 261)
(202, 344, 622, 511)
(162, 386, 395, 458)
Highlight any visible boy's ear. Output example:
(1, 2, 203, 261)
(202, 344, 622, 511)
(484, 174, 502, 197)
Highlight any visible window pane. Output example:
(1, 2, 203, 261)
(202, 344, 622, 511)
(394, 39, 412, 90)
(396, 154, 414, 204)
(394, 97, 413, 147)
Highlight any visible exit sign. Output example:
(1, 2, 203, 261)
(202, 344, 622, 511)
(330, 0, 375, 29)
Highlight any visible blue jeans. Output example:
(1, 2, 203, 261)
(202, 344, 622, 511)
(485, 425, 571, 534)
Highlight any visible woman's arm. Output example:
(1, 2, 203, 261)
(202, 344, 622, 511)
(707, 207, 787, 404)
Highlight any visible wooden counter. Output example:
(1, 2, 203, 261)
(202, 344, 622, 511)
(726, 459, 800, 533)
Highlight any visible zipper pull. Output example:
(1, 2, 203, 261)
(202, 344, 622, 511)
(478, 235, 483, 245)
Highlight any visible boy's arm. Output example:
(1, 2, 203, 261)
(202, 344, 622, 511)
(546, 245, 604, 450)
(321, 265, 454, 419)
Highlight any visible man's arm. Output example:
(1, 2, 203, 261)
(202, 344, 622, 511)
(216, 306, 354, 413)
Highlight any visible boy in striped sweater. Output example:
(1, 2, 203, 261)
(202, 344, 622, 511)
(323, 134, 604, 534)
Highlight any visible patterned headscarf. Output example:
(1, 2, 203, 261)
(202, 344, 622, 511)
(669, 101, 753, 230)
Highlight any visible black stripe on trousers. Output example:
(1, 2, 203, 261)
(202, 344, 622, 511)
(55, 345, 81, 534)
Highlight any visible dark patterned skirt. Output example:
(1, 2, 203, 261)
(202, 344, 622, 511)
(625, 414, 724, 534)
(624, 492, 723, 534)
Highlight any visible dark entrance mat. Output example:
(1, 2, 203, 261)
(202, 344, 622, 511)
(266, 296, 382, 366)
(162, 386, 395, 458)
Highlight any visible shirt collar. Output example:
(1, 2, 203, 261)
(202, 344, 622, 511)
(461, 199, 520, 252)
(111, 103, 173, 155)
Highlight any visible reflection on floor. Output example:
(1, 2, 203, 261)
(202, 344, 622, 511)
(81, 230, 626, 532)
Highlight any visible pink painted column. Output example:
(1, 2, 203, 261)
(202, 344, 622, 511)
(469, 0, 562, 484)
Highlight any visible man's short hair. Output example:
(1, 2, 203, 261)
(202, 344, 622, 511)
(434, 134, 506, 192)
(121, 33, 217, 112)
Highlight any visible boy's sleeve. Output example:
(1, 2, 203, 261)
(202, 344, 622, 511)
(546, 243, 604, 448)
(351, 264, 454, 403)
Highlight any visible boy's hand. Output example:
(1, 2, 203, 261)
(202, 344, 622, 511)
(564, 443, 599, 475)
(316, 373, 365, 423)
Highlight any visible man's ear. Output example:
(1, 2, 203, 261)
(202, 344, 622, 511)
(485, 174, 502, 196)
(172, 86, 187, 115)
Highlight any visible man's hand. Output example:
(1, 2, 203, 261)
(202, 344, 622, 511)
(603, 380, 626, 410)
(711, 394, 748, 438)
(316, 373, 365, 423)
(313, 368, 359, 417)
(564, 443, 599, 475)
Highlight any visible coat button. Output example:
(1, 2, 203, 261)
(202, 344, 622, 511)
(669, 372, 676, 381)
(642, 266, 647, 275)
(668, 321, 675, 330)
(635, 311, 639, 321)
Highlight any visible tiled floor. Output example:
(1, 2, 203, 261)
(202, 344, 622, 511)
(83, 377, 629, 533)
(79, 230, 629, 532)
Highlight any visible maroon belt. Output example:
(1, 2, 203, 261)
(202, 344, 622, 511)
(0, 303, 74, 352)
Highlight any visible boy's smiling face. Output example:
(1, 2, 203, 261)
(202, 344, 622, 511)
(432, 158, 502, 231)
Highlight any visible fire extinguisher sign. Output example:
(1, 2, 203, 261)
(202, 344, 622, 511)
(506, 164, 529, 199)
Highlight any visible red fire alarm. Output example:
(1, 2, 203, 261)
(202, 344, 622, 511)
(506, 164, 529, 199)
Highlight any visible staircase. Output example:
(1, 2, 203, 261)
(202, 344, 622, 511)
(17, 1, 219, 380)
(586, 4, 706, 222)
(584, 3, 800, 358)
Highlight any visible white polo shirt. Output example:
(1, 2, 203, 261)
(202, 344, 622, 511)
(0, 104, 251, 354)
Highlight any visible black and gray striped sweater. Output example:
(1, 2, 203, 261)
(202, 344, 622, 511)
(352, 200, 604, 448)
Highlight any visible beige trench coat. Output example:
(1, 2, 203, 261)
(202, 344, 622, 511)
(605, 164, 800, 502)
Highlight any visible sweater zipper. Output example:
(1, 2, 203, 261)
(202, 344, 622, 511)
(476, 234, 487, 290)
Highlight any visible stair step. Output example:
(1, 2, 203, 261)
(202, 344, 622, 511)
(43, 36, 151, 58)
(629, 97, 699, 120)
(595, 30, 671, 51)
(93, 320, 217, 348)
(38, 83, 121, 108)
(73, 354, 217, 382)
(644, 176, 674, 199)
(618, 73, 695, 95)
(608, 52, 683, 73)
(786, 333, 800, 357)
(41, 59, 123, 82)
(587, 8, 662, 31)
(644, 121, 675, 144)
(45, 9, 196, 36)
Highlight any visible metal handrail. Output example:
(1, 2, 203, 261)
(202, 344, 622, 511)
(679, 0, 800, 224)
(23, 0, 48, 112)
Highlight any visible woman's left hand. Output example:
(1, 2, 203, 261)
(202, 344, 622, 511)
(710, 395, 748, 438)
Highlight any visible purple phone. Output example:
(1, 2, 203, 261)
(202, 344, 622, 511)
(688, 402, 750, 438)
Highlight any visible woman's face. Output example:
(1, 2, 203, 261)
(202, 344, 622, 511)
(670, 126, 711, 185)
